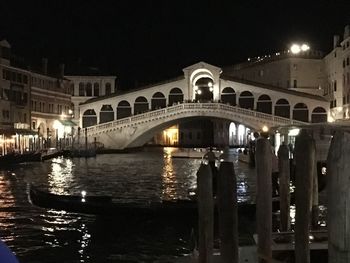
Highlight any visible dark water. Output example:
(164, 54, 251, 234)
(0, 147, 256, 263)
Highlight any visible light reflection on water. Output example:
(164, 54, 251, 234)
(0, 147, 259, 262)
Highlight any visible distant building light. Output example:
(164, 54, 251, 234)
(301, 44, 310, 51)
(290, 43, 310, 54)
(288, 128, 300, 136)
(208, 81, 213, 87)
(197, 90, 202, 95)
(248, 57, 251, 61)
(290, 44, 301, 54)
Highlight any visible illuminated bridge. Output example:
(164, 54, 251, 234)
(79, 62, 329, 150)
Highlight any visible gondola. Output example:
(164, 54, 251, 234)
(28, 184, 258, 218)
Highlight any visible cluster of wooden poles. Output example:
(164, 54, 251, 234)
(197, 129, 349, 263)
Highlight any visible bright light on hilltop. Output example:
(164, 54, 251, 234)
(290, 43, 310, 54)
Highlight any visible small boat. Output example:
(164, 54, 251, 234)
(238, 152, 250, 164)
(64, 148, 97, 158)
(0, 151, 42, 166)
(28, 184, 257, 218)
(41, 148, 63, 161)
(171, 148, 222, 159)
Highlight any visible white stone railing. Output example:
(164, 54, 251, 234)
(86, 102, 307, 135)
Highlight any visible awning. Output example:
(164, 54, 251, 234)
(0, 128, 37, 136)
(58, 119, 77, 127)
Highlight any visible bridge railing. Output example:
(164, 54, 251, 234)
(86, 102, 307, 134)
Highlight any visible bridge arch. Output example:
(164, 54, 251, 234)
(82, 109, 97, 128)
(151, 92, 166, 110)
(100, 104, 114, 124)
(117, 100, 132, 119)
(311, 107, 327, 123)
(239, 91, 254, 109)
(275, 99, 290, 118)
(221, 87, 236, 106)
(257, 94, 272, 114)
(168, 88, 183, 105)
(134, 96, 149, 115)
(293, 103, 309, 122)
(194, 77, 214, 102)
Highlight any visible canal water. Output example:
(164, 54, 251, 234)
(0, 148, 256, 262)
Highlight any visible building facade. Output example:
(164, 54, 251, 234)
(0, 40, 32, 154)
(30, 69, 72, 150)
(0, 40, 74, 154)
(224, 49, 324, 96)
(225, 24, 350, 122)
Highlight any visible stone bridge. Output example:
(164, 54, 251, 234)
(85, 102, 307, 149)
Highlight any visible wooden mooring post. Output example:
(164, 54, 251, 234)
(255, 137, 272, 263)
(217, 161, 238, 263)
(311, 158, 319, 229)
(294, 130, 315, 263)
(197, 163, 214, 263)
(277, 143, 290, 232)
(327, 131, 350, 263)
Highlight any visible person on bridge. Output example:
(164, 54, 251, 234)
(204, 147, 218, 195)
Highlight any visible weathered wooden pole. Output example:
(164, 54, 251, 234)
(84, 127, 88, 152)
(311, 159, 319, 229)
(255, 137, 272, 263)
(277, 143, 290, 232)
(294, 129, 315, 263)
(197, 163, 214, 263)
(327, 131, 350, 263)
(217, 161, 238, 263)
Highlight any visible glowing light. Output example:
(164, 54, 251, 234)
(197, 90, 202, 95)
(301, 44, 310, 51)
(288, 128, 300, 136)
(208, 82, 213, 87)
(68, 109, 73, 115)
(290, 44, 301, 54)
(290, 43, 310, 54)
(262, 125, 269, 132)
(209, 87, 214, 92)
(81, 190, 87, 197)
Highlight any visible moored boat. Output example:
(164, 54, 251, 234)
(28, 184, 258, 218)
(171, 148, 222, 159)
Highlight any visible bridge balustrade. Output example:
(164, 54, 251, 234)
(85, 102, 307, 136)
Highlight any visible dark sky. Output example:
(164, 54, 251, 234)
(0, 0, 350, 89)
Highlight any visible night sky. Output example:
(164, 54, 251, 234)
(0, 0, 349, 89)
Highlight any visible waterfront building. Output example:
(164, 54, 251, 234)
(0, 40, 32, 155)
(0, 40, 74, 154)
(225, 24, 350, 122)
(30, 61, 72, 150)
(224, 47, 324, 96)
